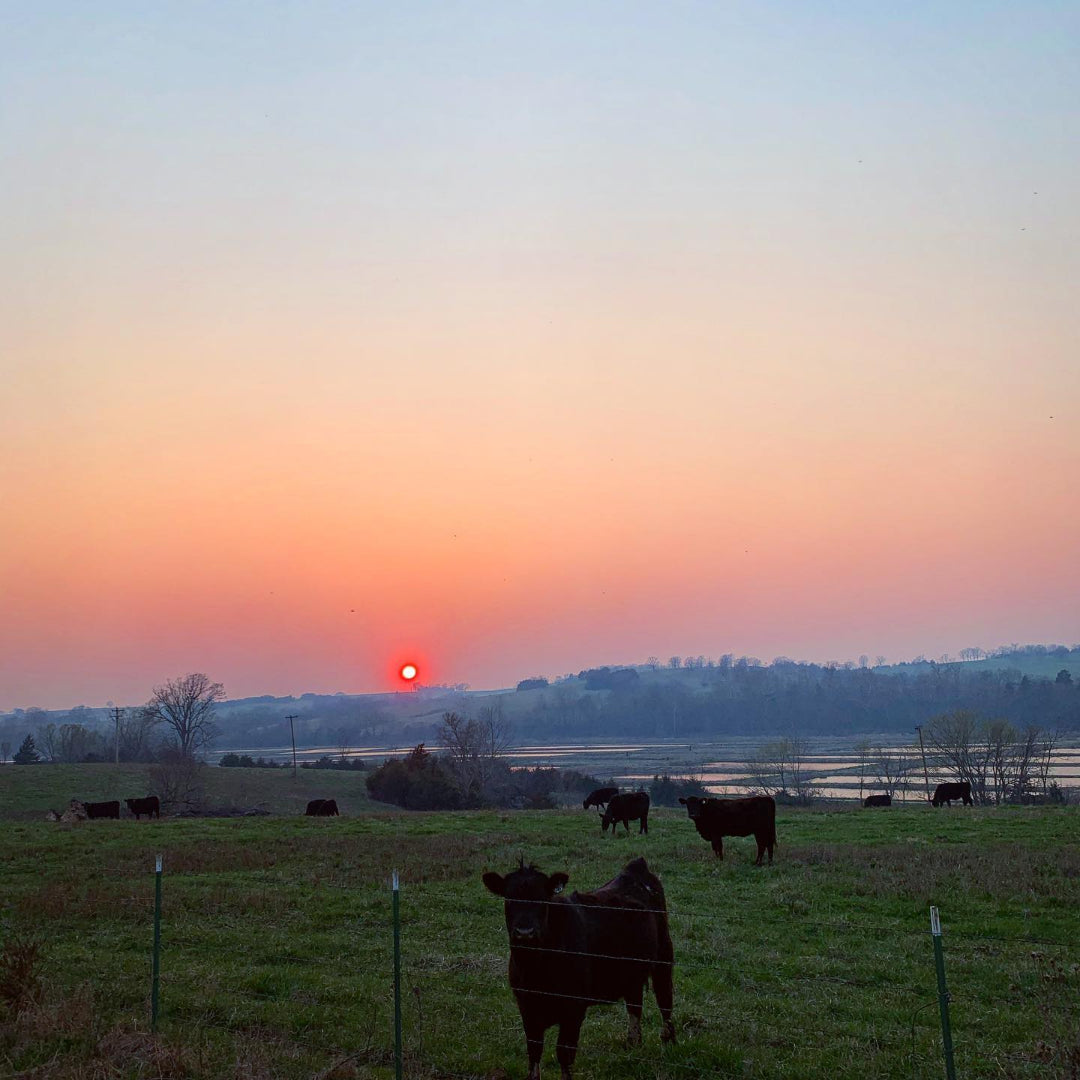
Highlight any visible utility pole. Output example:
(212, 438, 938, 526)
(110, 705, 124, 765)
(915, 724, 932, 803)
(286, 715, 299, 779)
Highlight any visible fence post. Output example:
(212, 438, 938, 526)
(151, 854, 162, 1031)
(930, 905, 957, 1080)
(393, 870, 403, 1080)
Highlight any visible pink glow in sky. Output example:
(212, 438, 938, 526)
(2, 5, 1077, 709)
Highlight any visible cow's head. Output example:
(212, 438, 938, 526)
(483, 862, 569, 944)
(679, 795, 709, 820)
(599, 807, 614, 832)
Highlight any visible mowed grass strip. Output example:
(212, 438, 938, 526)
(1, 804, 1078, 1079)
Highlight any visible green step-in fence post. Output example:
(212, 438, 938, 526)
(930, 905, 957, 1080)
(151, 854, 162, 1031)
(393, 870, 403, 1080)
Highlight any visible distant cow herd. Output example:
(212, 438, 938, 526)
(47, 795, 160, 822)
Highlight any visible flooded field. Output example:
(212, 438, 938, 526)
(214, 735, 1080, 802)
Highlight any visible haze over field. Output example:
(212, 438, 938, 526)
(2, 4, 1077, 709)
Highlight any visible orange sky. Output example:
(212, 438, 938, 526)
(2, 4, 1077, 709)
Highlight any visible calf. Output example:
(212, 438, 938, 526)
(582, 786, 619, 811)
(125, 796, 161, 819)
(81, 799, 120, 820)
(931, 781, 973, 807)
(679, 795, 776, 864)
(601, 791, 649, 835)
(483, 856, 674, 1080)
(863, 794, 892, 808)
(305, 798, 340, 816)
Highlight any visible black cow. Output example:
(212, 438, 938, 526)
(863, 794, 892, 808)
(82, 800, 120, 820)
(305, 798, 340, 816)
(582, 786, 619, 810)
(678, 795, 776, 864)
(483, 856, 675, 1079)
(601, 791, 649, 835)
(931, 782, 972, 807)
(125, 796, 160, 819)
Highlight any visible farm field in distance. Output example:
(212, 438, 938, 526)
(1, 768, 1078, 1080)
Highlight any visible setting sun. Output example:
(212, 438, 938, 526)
(400, 664, 418, 682)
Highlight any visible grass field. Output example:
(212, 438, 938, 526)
(0, 762, 379, 821)
(1, 768, 1078, 1079)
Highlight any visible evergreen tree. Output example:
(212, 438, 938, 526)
(12, 733, 41, 764)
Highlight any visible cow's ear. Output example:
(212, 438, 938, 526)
(678, 797, 687, 804)
(482, 872, 506, 896)
(548, 872, 569, 895)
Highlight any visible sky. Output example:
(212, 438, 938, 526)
(2, 2, 1078, 710)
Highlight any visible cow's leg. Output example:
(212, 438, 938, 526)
(712, 837, 724, 859)
(640, 812, 648, 834)
(652, 962, 676, 1042)
(755, 834, 765, 866)
(625, 982, 644, 1045)
(523, 1012, 546, 1080)
(556, 1010, 584, 1080)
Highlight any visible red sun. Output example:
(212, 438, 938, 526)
(399, 663, 418, 682)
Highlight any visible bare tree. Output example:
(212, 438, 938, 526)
(118, 707, 160, 762)
(925, 710, 1056, 804)
(149, 749, 205, 814)
(38, 723, 60, 763)
(437, 707, 514, 797)
(746, 737, 811, 801)
(145, 673, 224, 757)
(873, 745, 910, 800)
(0, 740, 10, 764)
(1036, 728, 1060, 797)
(335, 726, 352, 763)
(855, 737, 872, 802)
(925, 709, 989, 802)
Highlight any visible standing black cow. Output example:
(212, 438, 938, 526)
(931, 782, 973, 807)
(601, 791, 650, 835)
(678, 795, 776, 864)
(582, 786, 619, 810)
(125, 796, 161, 819)
(305, 798, 340, 816)
(483, 856, 675, 1080)
(81, 800, 120, 820)
(863, 794, 892, 808)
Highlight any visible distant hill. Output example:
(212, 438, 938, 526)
(2, 643, 1077, 753)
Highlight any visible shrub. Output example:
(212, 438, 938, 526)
(149, 750, 205, 814)
(650, 773, 709, 807)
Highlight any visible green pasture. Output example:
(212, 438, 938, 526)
(0, 762, 378, 820)
(0, 775, 1077, 1079)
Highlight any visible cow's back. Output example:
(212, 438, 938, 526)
(609, 792, 649, 819)
(572, 858, 672, 997)
(85, 800, 120, 820)
(704, 796, 774, 839)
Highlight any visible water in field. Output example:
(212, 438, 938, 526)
(212, 736, 1080, 801)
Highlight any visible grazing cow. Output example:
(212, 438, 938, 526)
(483, 856, 675, 1080)
(863, 794, 892, 808)
(582, 786, 619, 810)
(81, 799, 121, 820)
(125, 796, 161, 819)
(600, 791, 650, 835)
(678, 795, 776, 864)
(305, 798, 340, 816)
(931, 782, 973, 807)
